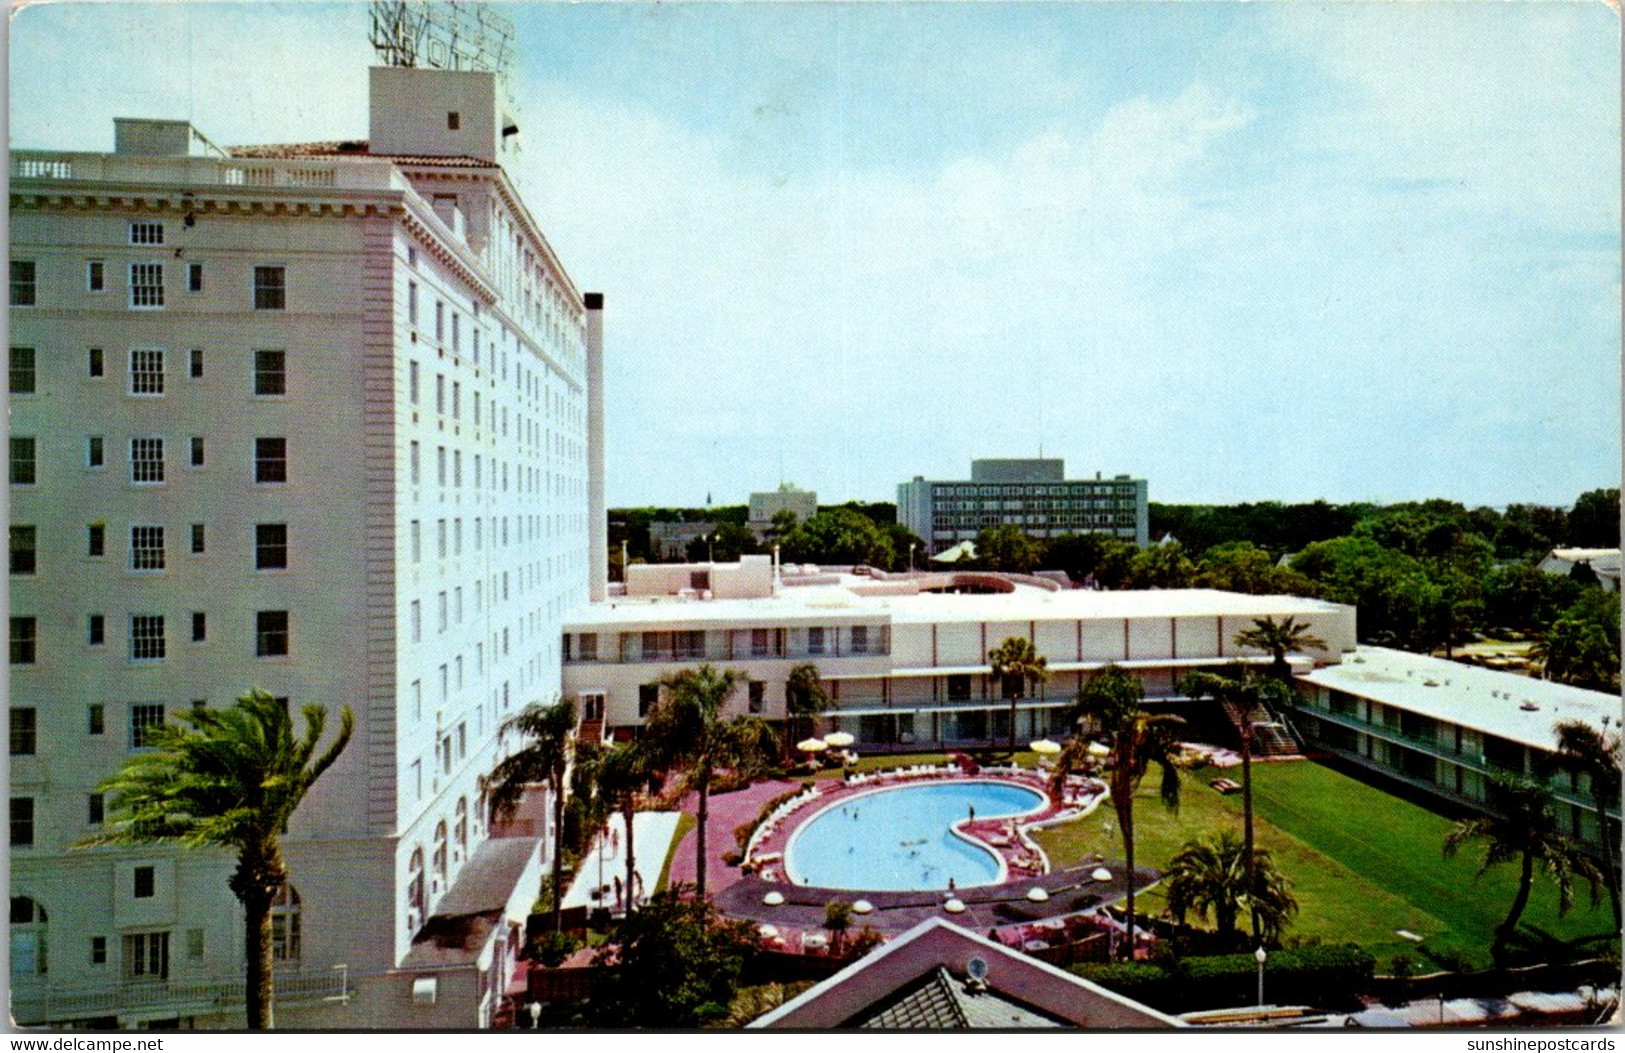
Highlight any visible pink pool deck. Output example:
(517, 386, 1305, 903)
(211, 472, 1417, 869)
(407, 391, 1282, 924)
(665, 777, 804, 895)
(743, 766, 1108, 885)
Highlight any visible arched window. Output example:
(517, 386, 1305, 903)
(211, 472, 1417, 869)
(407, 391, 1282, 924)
(271, 885, 301, 963)
(10, 896, 47, 979)
(407, 848, 425, 921)
(432, 821, 448, 886)
(454, 799, 468, 859)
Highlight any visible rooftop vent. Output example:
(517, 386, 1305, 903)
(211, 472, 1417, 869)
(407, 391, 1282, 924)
(1520, 701, 1540, 712)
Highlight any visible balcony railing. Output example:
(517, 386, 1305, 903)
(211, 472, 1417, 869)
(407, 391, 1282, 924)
(11, 151, 405, 193)
(1297, 706, 1613, 819)
(12, 970, 350, 1026)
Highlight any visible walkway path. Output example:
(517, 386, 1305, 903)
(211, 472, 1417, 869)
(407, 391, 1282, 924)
(560, 811, 681, 913)
(665, 778, 802, 895)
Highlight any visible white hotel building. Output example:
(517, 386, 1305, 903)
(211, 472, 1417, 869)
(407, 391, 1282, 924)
(9, 67, 604, 1028)
(563, 560, 1358, 745)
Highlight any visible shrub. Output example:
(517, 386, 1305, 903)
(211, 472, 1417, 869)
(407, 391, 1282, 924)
(721, 849, 743, 867)
(1076, 944, 1375, 1012)
(533, 930, 582, 968)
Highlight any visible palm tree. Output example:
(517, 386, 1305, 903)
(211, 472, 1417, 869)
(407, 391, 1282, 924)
(784, 663, 830, 758)
(1068, 664, 1183, 960)
(1551, 719, 1622, 928)
(989, 636, 1048, 752)
(1179, 666, 1296, 946)
(82, 689, 353, 1029)
(1164, 830, 1298, 950)
(1443, 774, 1602, 965)
(489, 698, 577, 932)
(1234, 615, 1327, 680)
(646, 665, 773, 899)
(823, 900, 853, 955)
(595, 738, 656, 915)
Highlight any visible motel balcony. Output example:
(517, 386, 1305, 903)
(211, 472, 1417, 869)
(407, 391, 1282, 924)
(11, 969, 353, 1028)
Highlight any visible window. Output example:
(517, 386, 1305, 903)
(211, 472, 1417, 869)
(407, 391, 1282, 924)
(948, 674, 972, 701)
(409, 361, 420, 404)
(88, 794, 105, 826)
(11, 618, 36, 665)
(408, 281, 419, 326)
(410, 600, 421, 643)
(447, 111, 461, 130)
(256, 611, 289, 656)
(10, 798, 34, 846)
(187, 262, 203, 293)
(122, 932, 169, 981)
(91, 936, 107, 965)
(133, 866, 155, 899)
(11, 437, 36, 485)
(87, 260, 105, 292)
(11, 526, 36, 575)
(11, 708, 37, 755)
(189, 436, 205, 467)
(254, 350, 286, 395)
(748, 681, 765, 714)
(436, 374, 445, 414)
(187, 929, 204, 960)
(851, 625, 869, 654)
(88, 347, 105, 377)
(254, 438, 286, 483)
(808, 627, 826, 656)
(130, 438, 165, 483)
(10, 347, 35, 394)
(88, 616, 105, 646)
(191, 523, 205, 554)
(189, 348, 203, 378)
(436, 301, 444, 342)
(410, 441, 421, 483)
(272, 886, 301, 962)
(129, 263, 164, 308)
(130, 616, 165, 662)
(577, 633, 597, 661)
(129, 704, 165, 747)
(256, 524, 287, 569)
(129, 349, 165, 394)
(191, 612, 206, 642)
(130, 526, 165, 570)
(410, 520, 421, 562)
(129, 221, 164, 246)
(10, 261, 36, 306)
(639, 683, 659, 718)
(253, 266, 285, 310)
(87, 524, 106, 557)
(87, 436, 105, 468)
(88, 704, 105, 734)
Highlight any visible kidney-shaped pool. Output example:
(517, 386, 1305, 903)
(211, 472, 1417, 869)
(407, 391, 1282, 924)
(782, 780, 1046, 891)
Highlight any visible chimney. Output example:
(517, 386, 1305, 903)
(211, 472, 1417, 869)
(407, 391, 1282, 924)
(585, 293, 607, 602)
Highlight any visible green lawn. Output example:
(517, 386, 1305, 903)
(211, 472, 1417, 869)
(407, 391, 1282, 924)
(1032, 760, 1615, 970)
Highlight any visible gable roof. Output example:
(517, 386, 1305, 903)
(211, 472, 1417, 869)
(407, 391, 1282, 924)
(749, 917, 1183, 1030)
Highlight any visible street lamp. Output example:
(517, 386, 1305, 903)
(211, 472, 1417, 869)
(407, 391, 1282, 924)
(909, 542, 916, 573)
(1255, 946, 1267, 1007)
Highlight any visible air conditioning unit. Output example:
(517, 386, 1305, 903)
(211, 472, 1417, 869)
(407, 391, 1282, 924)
(406, 910, 421, 932)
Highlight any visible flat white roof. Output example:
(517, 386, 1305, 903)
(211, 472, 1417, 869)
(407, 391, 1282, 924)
(566, 578, 1348, 630)
(1298, 646, 1618, 753)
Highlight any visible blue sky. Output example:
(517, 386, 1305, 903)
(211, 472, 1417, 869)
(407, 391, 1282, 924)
(11, 2, 1620, 509)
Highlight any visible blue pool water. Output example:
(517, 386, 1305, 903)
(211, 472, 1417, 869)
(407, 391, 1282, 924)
(784, 781, 1045, 891)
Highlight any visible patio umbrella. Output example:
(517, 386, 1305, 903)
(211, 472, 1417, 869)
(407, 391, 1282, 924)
(851, 899, 874, 915)
(758, 924, 780, 938)
(797, 738, 828, 753)
(762, 890, 785, 906)
(1029, 739, 1061, 755)
(1087, 742, 1112, 758)
(1091, 867, 1113, 882)
(943, 898, 966, 914)
(1026, 887, 1050, 902)
(824, 731, 855, 748)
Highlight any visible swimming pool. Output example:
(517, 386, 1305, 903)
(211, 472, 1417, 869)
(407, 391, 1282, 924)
(783, 780, 1046, 891)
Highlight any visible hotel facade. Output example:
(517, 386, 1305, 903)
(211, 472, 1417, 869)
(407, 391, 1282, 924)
(9, 67, 603, 1028)
(563, 559, 1358, 747)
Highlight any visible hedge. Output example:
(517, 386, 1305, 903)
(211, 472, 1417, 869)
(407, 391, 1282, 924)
(1074, 943, 1375, 1012)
